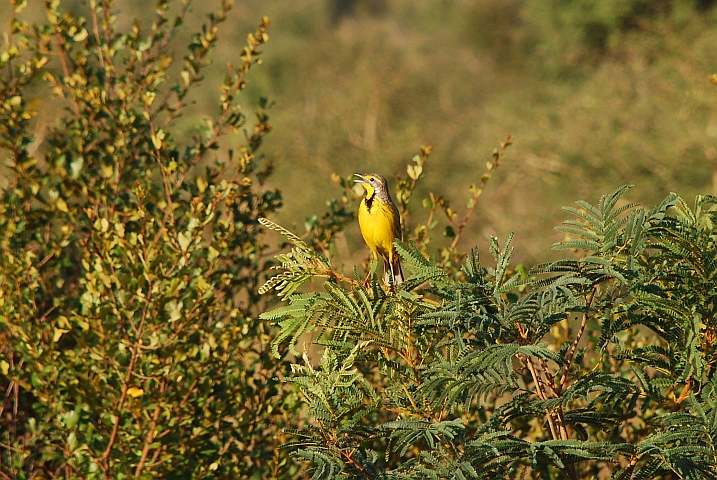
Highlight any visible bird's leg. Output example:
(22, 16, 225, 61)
(363, 271, 372, 288)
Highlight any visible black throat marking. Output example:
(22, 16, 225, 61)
(365, 192, 375, 211)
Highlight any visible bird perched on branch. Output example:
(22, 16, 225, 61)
(354, 173, 404, 286)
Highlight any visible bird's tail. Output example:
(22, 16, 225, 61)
(386, 254, 404, 287)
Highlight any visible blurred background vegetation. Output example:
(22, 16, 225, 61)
(3, 0, 716, 264)
(223, 0, 717, 267)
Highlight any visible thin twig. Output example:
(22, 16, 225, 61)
(51, 30, 82, 117)
(520, 353, 559, 440)
(440, 134, 512, 267)
(100, 282, 153, 475)
(134, 378, 169, 476)
(90, 2, 105, 70)
(559, 286, 597, 392)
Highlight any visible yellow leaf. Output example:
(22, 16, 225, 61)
(53, 328, 70, 342)
(197, 176, 207, 193)
(151, 129, 165, 150)
(143, 91, 156, 106)
(57, 315, 70, 328)
(56, 198, 68, 213)
(407, 164, 422, 180)
(100, 164, 113, 178)
(127, 387, 144, 398)
(73, 29, 88, 42)
(178, 232, 191, 252)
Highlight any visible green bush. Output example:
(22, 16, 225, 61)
(262, 184, 717, 479)
(0, 1, 300, 478)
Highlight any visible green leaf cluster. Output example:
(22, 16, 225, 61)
(262, 186, 717, 479)
(0, 1, 299, 478)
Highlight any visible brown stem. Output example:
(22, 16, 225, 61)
(536, 358, 571, 442)
(51, 29, 82, 117)
(143, 376, 201, 469)
(325, 270, 360, 287)
(340, 448, 370, 477)
(675, 377, 693, 404)
(0, 380, 14, 422)
(100, 283, 153, 475)
(559, 286, 597, 392)
(397, 145, 432, 220)
(146, 106, 176, 248)
(100, 348, 137, 470)
(0, 462, 14, 480)
(614, 455, 640, 480)
(134, 378, 168, 476)
(6, 0, 16, 79)
(90, 3, 105, 70)
(521, 354, 559, 440)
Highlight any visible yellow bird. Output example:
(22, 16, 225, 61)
(354, 173, 404, 286)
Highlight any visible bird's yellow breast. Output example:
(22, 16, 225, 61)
(358, 197, 397, 261)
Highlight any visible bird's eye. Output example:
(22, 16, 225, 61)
(369, 177, 375, 183)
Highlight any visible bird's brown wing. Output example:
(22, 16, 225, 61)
(390, 201, 402, 241)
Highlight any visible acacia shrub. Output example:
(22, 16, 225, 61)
(261, 182, 717, 479)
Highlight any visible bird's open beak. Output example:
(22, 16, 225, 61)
(353, 173, 367, 184)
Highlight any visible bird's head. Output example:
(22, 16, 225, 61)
(354, 173, 388, 200)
